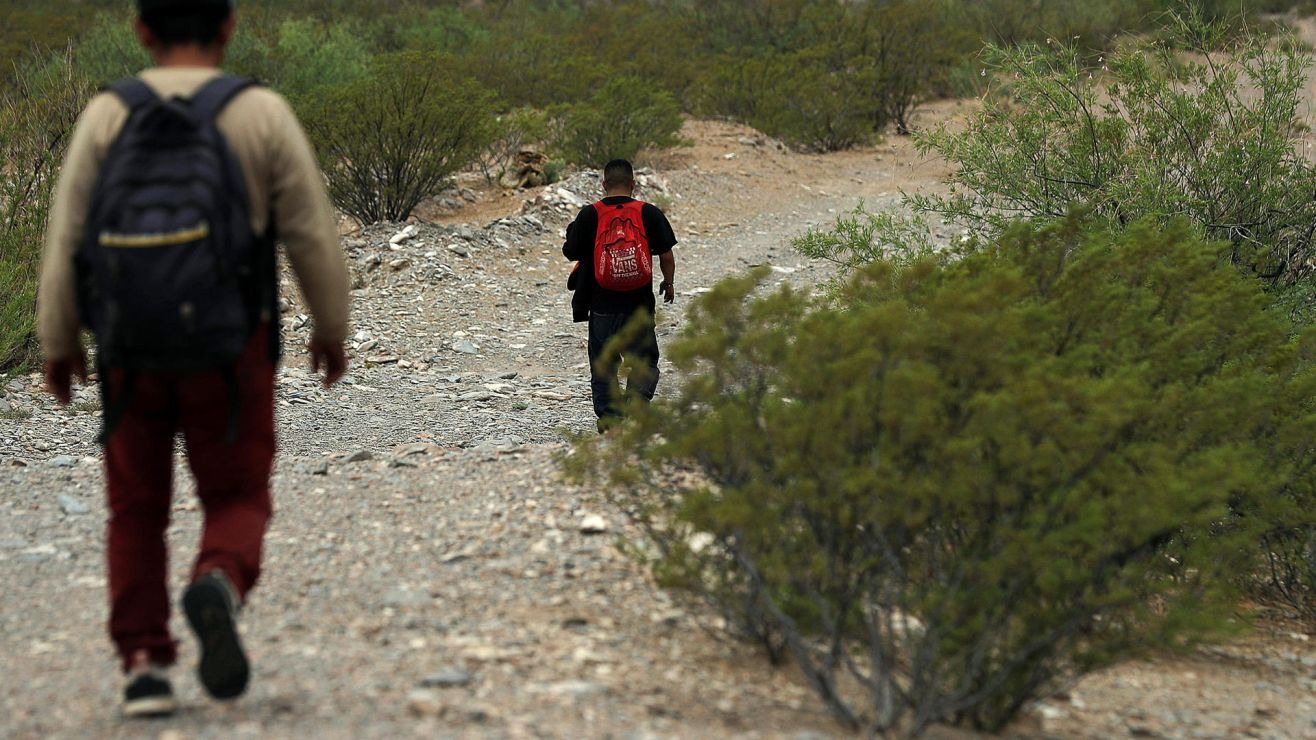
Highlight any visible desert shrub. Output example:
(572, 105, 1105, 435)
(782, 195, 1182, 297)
(568, 3, 700, 105)
(303, 52, 497, 225)
(71, 16, 148, 86)
(858, 1, 978, 134)
(696, 48, 880, 151)
(457, 4, 597, 110)
(552, 76, 685, 166)
(793, 203, 940, 272)
(474, 107, 548, 186)
(885, 12, 1316, 309)
(222, 22, 282, 87)
(690, 0, 849, 54)
(403, 6, 490, 55)
(0, 50, 96, 371)
(270, 18, 372, 101)
(571, 214, 1316, 734)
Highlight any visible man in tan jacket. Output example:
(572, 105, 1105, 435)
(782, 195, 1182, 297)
(37, 0, 349, 717)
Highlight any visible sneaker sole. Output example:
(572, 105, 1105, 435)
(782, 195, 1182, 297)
(182, 579, 249, 700)
(122, 694, 178, 718)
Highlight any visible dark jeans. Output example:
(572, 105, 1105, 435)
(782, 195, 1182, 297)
(588, 311, 660, 421)
(104, 326, 275, 671)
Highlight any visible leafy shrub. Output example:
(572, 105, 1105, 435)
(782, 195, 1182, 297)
(696, 49, 880, 152)
(572, 214, 1316, 734)
(71, 15, 148, 86)
(271, 18, 372, 101)
(552, 76, 685, 166)
(403, 6, 489, 55)
(0, 50, 95, 371)
(903, 13, 1316, 298)
(473, 107, 547, 186)
(861, 1, 977, 134)
(303, 52, 497, 225)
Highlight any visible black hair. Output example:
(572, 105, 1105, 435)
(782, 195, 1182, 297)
(140, 4, 231, 47)
(603, 159, 635, 188)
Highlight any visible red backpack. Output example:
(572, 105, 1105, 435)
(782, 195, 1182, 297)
(592, 200, 652, 291)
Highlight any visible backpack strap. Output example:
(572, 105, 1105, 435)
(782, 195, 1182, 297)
(189, 75, 258, 123)
(106, 78, 159, 111)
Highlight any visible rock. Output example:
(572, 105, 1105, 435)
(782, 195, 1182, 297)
(528, 680, 605, 699)
(388, 258, 411, 272)
(451, 340, 479, 355)
(49, 455, 78, 468)
(419, 669, 474, 688)
(344, 449, 373, 463)
(301, 458, 329, 476)
(407, 689, 445, 717)
(389, 225, 418, 245)
(579, 514, 608, 534)
(449, 244, 471, 258)
(58, 494, 90, 516)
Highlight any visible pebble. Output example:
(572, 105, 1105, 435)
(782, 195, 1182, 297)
(57, 494, 90, 515)
(344, 450, 373, 463)
(420, 669, 475, 688)
(48, 455, 78, 468)
(407, 689, 445, 717)
(580, 514, 609, 534)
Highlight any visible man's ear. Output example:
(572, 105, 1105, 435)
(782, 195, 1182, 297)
(217, 13, 236, 49)
(133, 18, 157, 51)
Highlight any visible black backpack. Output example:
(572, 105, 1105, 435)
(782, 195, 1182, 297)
(76, 75, 276, 441)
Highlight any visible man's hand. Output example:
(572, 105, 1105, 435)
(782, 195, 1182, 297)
(308, 337, 347, 388)
(660, 280, 675, 304)
(44, 351, 89, 405)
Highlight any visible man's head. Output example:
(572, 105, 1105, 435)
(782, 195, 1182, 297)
(135, 0, 235, 58)
(602, 159, 635, 196)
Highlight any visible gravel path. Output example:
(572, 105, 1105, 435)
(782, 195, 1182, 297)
(0, 123, 866, 739)
(3, 119, 1314, 739)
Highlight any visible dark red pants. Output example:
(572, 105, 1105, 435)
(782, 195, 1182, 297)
(104, 328, 275, 672)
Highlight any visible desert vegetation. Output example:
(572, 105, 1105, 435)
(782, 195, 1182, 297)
(3, 0, 1313, 371)
(5, 1, 1316, 735)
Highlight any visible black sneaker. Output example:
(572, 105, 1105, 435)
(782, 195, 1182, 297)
(182, 570, 249, 700)
(122, 668, 178, 718)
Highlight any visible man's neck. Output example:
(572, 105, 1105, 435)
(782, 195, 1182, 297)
(152, 45, 223, 69)
(603, 189, 633, 199)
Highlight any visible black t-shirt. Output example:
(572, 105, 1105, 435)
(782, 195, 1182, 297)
(562, 196, 677, 315)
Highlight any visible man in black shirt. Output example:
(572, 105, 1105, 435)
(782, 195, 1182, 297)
(563, 159, 677, 430)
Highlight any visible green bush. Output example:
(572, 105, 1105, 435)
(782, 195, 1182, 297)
(891, 12, 1316, 311)
(0, 50, 95, 371)
(303, 52, 497, 225)
(861, 1, 977, 134)
(572, 214, 1316, 734)
(270, 18, 372, 101)
(474, 107, 548, 186)
(403, 6, 489, 56)
(553, 76, 685, 166)
(695, 48, 880, 151)
(71, 15, 148, 86)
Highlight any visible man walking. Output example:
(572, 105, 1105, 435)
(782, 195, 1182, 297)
(38, 0, 348, 717)
(563, 159, 677, 430)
